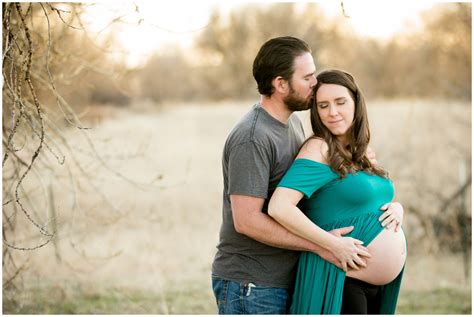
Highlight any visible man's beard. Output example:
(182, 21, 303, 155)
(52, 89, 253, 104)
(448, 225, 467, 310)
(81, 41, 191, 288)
(284, 84, 313, 112)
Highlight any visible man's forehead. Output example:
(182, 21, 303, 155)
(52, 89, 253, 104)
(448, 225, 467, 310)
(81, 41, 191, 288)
(293, 53, 316, 74)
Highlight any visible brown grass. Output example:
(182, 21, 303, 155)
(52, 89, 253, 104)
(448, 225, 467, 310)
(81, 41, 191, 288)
(3, 99, 471, 313)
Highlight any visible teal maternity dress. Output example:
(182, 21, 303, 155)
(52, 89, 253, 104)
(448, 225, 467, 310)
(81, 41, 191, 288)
(278, 158, 405, 314)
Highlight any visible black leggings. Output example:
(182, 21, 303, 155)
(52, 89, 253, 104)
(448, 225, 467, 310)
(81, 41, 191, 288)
(341, 277, 383, 314)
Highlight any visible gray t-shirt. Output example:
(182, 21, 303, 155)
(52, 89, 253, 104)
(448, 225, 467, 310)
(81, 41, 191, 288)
(212, 103, 305, 288)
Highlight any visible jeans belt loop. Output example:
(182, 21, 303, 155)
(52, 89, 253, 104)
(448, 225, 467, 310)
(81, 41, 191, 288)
(246, 282, 256, 296)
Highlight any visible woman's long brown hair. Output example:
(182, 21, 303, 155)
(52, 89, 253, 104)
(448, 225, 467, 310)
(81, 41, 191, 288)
(307, 69, 388, 178)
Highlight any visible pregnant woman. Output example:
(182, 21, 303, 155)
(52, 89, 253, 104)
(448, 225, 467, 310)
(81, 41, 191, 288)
(268, 69, 407, 314)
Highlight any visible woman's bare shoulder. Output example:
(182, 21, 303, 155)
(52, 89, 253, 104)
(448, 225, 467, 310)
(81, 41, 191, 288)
(295, 137, 329, 164)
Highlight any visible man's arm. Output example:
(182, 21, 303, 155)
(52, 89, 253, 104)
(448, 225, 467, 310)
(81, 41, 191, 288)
(231, 194, 316, 251)
(231, 194, 367, 269)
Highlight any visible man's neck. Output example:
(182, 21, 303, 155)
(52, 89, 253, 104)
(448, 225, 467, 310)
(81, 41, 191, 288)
(260, 95, 292, 124)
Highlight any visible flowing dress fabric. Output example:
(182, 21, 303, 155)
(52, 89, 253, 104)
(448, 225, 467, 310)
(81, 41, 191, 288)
(278, 159, 405, 314)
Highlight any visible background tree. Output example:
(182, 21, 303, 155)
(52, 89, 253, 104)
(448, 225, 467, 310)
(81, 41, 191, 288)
(2, 2, 134, 293)
(135, 2, 471, 102)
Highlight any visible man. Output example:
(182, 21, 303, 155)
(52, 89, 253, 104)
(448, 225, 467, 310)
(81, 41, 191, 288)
(211, 37, 371, 314)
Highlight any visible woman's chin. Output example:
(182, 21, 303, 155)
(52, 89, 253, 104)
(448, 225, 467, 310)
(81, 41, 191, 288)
(325, 127, 348, 138)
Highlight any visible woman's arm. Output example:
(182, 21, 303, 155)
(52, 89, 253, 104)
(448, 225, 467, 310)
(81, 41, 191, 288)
(269, 187, 370, 272)
(230, 195, 362, 270)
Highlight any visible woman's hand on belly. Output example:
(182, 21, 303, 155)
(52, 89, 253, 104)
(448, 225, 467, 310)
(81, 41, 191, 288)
(346, 228, 407, 285)
(320, 226, 372, 270)
(327, 235, 372, 272)
(379, 201, 404, 232)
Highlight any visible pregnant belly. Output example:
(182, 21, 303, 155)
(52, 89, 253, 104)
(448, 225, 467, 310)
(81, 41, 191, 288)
(346, 227, 407, 285)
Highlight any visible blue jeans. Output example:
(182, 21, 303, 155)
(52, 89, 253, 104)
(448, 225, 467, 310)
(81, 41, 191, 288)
(211, 275, 291, 314)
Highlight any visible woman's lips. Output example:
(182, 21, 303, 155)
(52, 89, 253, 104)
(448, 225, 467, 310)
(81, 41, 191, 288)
(327, 119, 343, 124)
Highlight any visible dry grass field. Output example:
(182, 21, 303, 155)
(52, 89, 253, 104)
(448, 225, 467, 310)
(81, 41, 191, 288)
(3, 99, 471, 314)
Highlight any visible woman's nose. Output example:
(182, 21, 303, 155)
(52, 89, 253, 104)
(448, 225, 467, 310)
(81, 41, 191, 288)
(328, 104, 338, 116)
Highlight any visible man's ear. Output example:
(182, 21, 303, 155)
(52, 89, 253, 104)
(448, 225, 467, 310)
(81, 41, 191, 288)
(272, 76, 289, 94)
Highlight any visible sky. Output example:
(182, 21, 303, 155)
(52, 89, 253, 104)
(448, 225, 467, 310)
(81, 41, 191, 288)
(80, 1, 438, 68)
